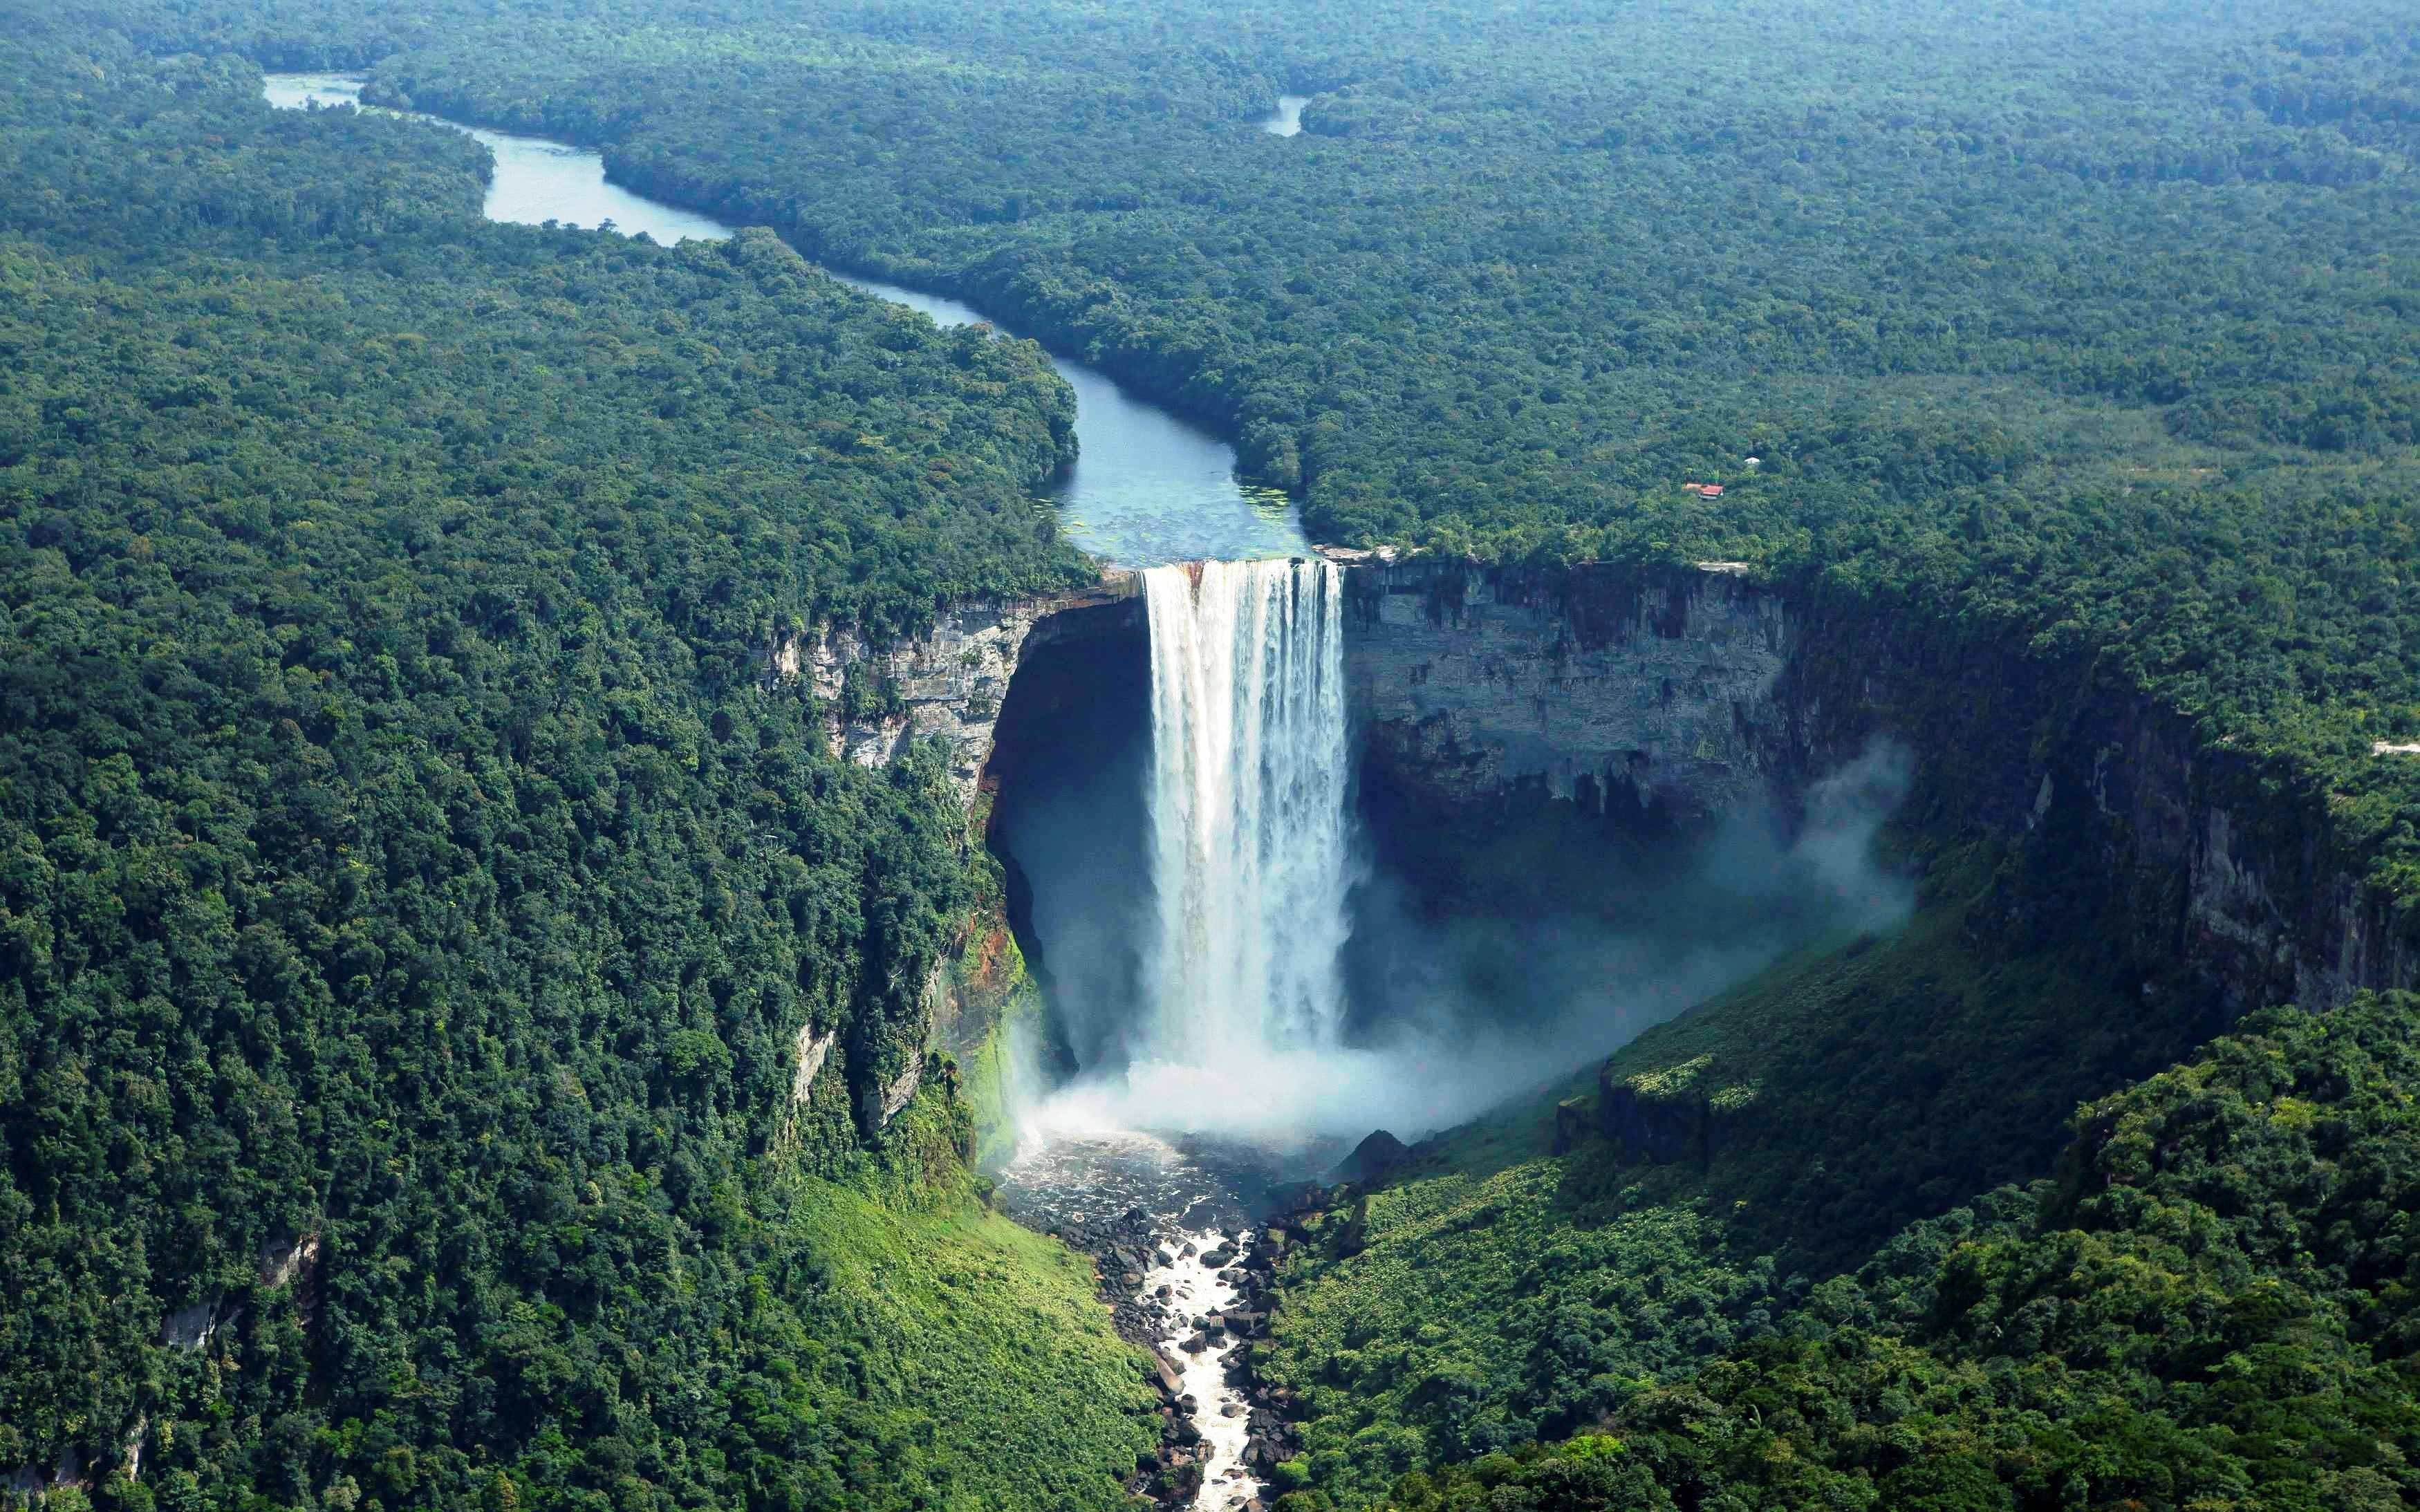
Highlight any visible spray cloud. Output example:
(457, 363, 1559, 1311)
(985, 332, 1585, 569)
(1005, 561, 1916, 1146)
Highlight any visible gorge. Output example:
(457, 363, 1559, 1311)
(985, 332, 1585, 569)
(254, 71, 2420, 1058)
(11, 11, 2420, 1509)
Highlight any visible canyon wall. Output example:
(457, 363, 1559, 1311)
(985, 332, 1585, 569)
(1337, 554, 2415, 1014)
(1339, 559, 1798, 822)
(799, 548, 2414, 1118)
(761, 574, 1144, 1133)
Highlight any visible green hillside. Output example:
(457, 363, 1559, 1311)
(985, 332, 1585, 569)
(0, 19, 1150, 1510)
(1309, 988, 2420, 1511)
(1256, 860, 2171, 1502)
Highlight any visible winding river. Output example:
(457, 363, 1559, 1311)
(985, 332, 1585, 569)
(266, 73, 1311, 1509)
(263, 74, 1308, 569)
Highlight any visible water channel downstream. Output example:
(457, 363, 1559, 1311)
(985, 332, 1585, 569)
(266, 73, 1323, 1508)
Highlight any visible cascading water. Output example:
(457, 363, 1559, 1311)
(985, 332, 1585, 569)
(1139, 559, 1355, 1063)
(999, 558, 1354, 1511)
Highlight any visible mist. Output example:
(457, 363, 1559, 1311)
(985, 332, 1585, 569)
(1002, 739, 1916, 1147)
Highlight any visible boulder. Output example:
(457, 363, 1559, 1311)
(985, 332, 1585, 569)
(1151, 1350, 1186, 1396)
(1327, 1128, 1411, 1187)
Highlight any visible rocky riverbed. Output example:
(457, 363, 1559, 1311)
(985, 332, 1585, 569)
(993, 1132, 1340, 1509)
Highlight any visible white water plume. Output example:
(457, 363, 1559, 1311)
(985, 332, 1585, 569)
(1140, 558, 1356, 1063)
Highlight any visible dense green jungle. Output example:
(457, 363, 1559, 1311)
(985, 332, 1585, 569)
(6, 0, 2420, 1510)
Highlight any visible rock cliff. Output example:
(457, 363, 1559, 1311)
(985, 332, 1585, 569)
(1341, 559, 1794, 821)
(761, 573, 1144, 807)
(803, 551, 2414, 1092)
(759, 575, 1144, 1136)
(1337, 556, 2415, 1014)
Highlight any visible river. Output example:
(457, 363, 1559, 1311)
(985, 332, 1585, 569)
(262, 73, 1309, 570)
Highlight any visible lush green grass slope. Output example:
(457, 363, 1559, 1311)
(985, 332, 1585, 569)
(0, 19, 1151, 1510)
(1258, 859, 2204, 1506)
(1323, 989, 2420, 1511)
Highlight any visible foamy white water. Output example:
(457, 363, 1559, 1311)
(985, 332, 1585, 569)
(1142, 560, 1355, 1066)
(1152, 1230, 1266, 1510)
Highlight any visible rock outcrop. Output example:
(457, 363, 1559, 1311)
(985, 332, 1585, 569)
(1591, 1054, 1752, 1167)
(1343, 559, 1793, 820)
(1327, 1129, 1411, 1187)
(761, 574, 1143, 806)
(761, 575, 1145, 1140)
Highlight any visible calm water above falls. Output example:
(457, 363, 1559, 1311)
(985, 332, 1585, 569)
(262, 74, 733, 244)
(263, 74, 1308, 569)
(826, 274, 1311, 568)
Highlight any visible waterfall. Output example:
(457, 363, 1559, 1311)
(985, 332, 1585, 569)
(1139, 559, 1355, 1063)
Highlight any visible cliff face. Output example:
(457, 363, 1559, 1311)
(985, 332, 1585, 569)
(1341, 560, 1796, 821)
(763, 575, 1144, 808)
(761, 576, 1144, 1133)
(800, 551, 2412, 1099)
(2040, 679, 2418, 1015)
(1338, 557, 2414, 1014)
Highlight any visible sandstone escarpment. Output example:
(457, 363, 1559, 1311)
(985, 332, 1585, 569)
(1341, 559, 1794, 821)
(760, 575, 1144, 1138)
(1337, 556, 2415, 1014)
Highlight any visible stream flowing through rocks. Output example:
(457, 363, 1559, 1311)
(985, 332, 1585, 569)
(993, 1133, 1347, 1509)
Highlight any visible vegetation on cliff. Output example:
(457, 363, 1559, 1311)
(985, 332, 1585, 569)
(1283, 990, 2420, 1511)
(1258, 870, 2155, 1502)
(0, 19, 1151, 1509)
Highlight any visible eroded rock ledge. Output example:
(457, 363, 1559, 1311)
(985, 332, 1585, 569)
(1343, 559, 1793, 821)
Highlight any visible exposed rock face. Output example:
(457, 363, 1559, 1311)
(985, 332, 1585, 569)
(2061, 696, 2420, 1016)
(789, 1023, 835, 1108)
(160, 1302, 219, 1352)
(803, 552, 2414, 1099)
(878, 1057, 924, 1123)
(1343, 559, 1794, 820)
(257, 1233, 319, 1291)
(761, 576, 1144, 1139)
(1339, 557, 2416, 1014)
(761, 575, 1144, 805)
(1592, 1054, 1749, 1166)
